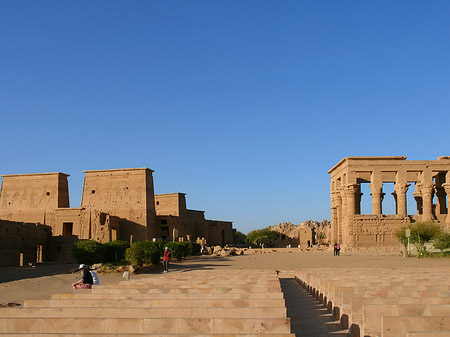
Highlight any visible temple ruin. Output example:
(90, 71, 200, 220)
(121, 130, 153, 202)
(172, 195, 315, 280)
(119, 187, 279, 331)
(0, 168, 234, 265)
(329, 156, 450, 249)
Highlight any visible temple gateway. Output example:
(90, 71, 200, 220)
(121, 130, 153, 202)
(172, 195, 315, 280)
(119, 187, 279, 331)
(329, 156, 450, 250)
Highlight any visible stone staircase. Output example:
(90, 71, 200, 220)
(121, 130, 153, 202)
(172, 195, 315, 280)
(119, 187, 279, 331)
(295, 267, 450, 337)
(0, 269, 294, 337)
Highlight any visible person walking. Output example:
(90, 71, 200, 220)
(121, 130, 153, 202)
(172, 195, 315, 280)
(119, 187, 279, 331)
(163, 247, 171, 273)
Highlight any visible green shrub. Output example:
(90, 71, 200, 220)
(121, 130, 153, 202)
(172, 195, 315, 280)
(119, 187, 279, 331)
(125, 241, 161, 266)
(164, 242, 189, 260)
(396, 222, 443, 257)
(102, 240, 129, 263)
(72, 240, 105, 265)
(184, 241, 201, 256)
(246, 229, 279, 244)
(233, 231, 247, 244)
(434, 232, 450, 252)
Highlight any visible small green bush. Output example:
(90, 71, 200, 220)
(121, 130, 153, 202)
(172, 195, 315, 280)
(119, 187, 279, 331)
(434, 232, 450, 252)
(165, 242, 189, 260)
(396, 222, 443, 257)
(72, 240, 105, 265)
(246, 229, 279, 244)
(184, 241, 201, 256)
(125, 241, 161, 266)
(102, 240, 130, 263)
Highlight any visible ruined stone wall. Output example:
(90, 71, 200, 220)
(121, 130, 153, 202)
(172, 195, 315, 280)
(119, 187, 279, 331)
(207, 220, 234, 246)
(81, 168, 156, 242)
(0, 220, 51, 267)
(298, 228, 315, 248)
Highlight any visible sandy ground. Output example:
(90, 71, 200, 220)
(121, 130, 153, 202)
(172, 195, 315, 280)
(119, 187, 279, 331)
(1, 248, 450, 306)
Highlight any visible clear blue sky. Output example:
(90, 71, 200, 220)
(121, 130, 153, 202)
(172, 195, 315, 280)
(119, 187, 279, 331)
(1, 1, 449, 234)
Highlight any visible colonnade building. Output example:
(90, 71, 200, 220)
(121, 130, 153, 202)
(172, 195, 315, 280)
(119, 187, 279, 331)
(329, 156, 450, 249)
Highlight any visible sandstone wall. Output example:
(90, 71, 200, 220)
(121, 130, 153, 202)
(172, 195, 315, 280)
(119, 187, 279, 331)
(0, 220, 52, 267)
(81, 168, 156, 242)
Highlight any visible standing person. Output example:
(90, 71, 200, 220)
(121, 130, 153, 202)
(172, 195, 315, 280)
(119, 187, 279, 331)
(336, 242, 341, 256)
(163, 247, 171, 273)
(72, 264, 93, 289)
(334, 242, 338, 256)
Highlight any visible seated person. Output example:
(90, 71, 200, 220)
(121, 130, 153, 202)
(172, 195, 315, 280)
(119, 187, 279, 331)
(72, 264, 93, 289)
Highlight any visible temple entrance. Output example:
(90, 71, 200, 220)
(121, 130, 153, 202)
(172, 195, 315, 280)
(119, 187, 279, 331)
(62, 222, 73, 236)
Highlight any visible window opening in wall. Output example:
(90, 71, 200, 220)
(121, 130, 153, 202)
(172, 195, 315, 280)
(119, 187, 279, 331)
(91, 190, 95, 194)
(161, 226, 169, 241)
(156, 201, 159, 205)
(406, 182, 416, 216)
(411, 182, 423, 215)
(46, 192, 50, 196)
(382, 183, 396, 215)
(160, 219, 167, 225)
(359, 182, 371, 215)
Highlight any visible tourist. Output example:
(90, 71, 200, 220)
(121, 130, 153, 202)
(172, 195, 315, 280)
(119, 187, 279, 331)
(336, 242, 341, 256)
(72, 264, 93, 289)
(334, 242, 338, 256)
(163, 247, 171, 273)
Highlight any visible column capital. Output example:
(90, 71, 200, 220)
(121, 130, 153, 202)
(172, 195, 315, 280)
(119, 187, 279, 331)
(344, 184, 359, 195)
(421, 185, 434, 197)
(395, 183, 411, 194)
(442, 183, 450, 194)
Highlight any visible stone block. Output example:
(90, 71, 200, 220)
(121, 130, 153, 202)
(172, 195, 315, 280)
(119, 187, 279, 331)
(383, 316, 450, 337)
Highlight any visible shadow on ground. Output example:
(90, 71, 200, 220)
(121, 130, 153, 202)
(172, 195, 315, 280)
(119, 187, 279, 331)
(0, 263, 77, 284)
(280, 278, 348, 337)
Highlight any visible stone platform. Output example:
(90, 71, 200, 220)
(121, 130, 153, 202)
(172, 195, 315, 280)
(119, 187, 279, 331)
(295, 267, 450, 337)
(0, 269, 294, 337)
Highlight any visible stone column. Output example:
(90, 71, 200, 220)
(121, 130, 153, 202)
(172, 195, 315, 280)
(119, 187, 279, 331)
(421, 185, 434, 221)
(335, 191, 343, 243)
(345, 184, 359, 218)
(395, 183, 410, 216)
(442, 183, 450, 226)
(330, 192, 338, 243)
(370, 184, 384, 215)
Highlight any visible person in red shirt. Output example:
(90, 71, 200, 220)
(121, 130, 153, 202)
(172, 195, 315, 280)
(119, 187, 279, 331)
(163, 247, 171, 273)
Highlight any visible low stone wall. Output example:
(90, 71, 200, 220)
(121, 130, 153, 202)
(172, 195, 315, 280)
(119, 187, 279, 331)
(0, 220, 51, 267)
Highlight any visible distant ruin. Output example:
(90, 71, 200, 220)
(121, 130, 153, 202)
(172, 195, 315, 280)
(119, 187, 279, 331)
(329, 156, 450, 250)
(0, 168, 234, 266)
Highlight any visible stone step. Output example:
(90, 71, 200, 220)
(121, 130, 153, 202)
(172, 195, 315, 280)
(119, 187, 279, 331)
(90, 287, 281, 294)
(382, 316, 450, 337)
(53, 292, 283, 300)
(0, 306, 287, 319)
(24, 298, 287, 308)
(407, 333, 450, 337)
(350, 296, 450, 331)
(0, 317, 291, 334)
(363, 304, 450, 337)
(0, 333, 298, 337)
